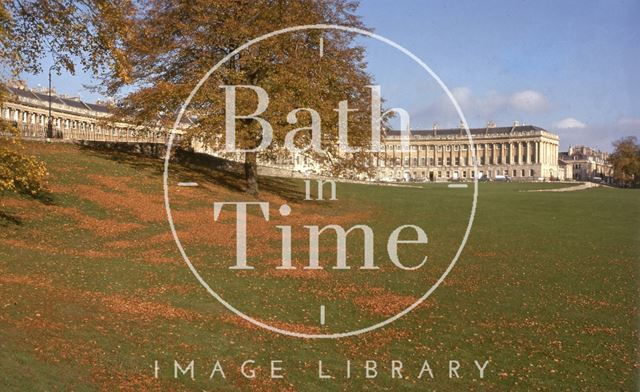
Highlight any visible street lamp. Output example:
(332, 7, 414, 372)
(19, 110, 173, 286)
(47, 61, 62, 139)
(47, 64, 55, 138)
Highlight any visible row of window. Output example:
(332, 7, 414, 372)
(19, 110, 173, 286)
(376, 155, 536, 167)
(388, 169, 537, 179)
(4, 107, 173, 141)
(384, 143, 546, 152)
(16, 122, 173, 141)
(3, 108, 94, 130)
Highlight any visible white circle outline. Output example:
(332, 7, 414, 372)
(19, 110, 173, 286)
(163, 24, 478, 339)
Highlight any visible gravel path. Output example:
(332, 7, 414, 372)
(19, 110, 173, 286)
(525, 182, 600, 192)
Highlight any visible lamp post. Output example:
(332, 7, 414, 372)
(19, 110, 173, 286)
(47, 61, 63, 139)
(47, 64, 54, 139)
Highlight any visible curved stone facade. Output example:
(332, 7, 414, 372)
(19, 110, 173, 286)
(1, 85, 179, 144)
(377, 125, 560, 181)
(2, 84, 561, 181)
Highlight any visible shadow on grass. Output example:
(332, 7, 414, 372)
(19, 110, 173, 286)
(77, 143, 307, 202)
(77, 143, 164, 177)
(0, 210, 22, 226)
(32, 190, 55, 205)
(0, 188, 54, 227)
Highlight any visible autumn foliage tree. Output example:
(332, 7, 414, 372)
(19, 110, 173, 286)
(610, 136, 640, 187)
(0, 0, 134, 197)
(0, 0, 134, 80)
(105, 0, 378, 195)
(0, 116, 48, 195)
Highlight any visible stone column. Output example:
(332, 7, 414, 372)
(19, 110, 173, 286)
(449, 144, 456, 166)
(469, 145, 474, 166)
(492, 143, 496, 165)
(392, 146, 396, 168)
(426, 145, 430, 167)
(533, 142, 537, 163)
(510, 142, 514, 164)
(503, 142, 507, 164)
(483, 143, 488, 165)
(546, 142, 550, 165)
(493, 143, 498, 165)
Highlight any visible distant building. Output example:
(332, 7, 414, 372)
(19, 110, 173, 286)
(376, 123, 560, 181)
(1, 83, 180, 143)
(557, 159, 574, 181)
(559, 145, 613, 182)
(194, 123, 562, 182)
(3, 83, 572, 183)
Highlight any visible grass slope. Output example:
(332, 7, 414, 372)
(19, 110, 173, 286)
(0, 142, 638, 391)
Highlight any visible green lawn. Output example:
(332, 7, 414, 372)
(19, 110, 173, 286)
(0, 142, 638, 391)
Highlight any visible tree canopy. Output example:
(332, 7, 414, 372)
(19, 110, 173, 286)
(104, 0, 377, 195)
(0, 0, 134, 78)
(1, 0, 380, 196)
(0, 0, 134, 197)
(610, 136, 640, 187)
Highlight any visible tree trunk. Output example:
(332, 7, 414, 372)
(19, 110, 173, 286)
(244, 151, 259, 196)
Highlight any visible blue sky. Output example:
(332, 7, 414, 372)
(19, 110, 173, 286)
(20, 0, 639, 151)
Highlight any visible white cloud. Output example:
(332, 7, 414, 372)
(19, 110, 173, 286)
(412, 87, 550, 126)
(509, 90, 549, 113)
(553, 117, 586, 129)
(450, 87, 473, 106)
(554, 117, 639, 152)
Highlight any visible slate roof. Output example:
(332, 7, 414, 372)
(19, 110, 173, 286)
(5, 86, 111, 115)
(385, 125, 547, 137)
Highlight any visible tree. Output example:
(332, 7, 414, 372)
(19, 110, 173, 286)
(0, 0, 134, 79)
(610, 136, 640, 187)
(0, 0, 134, 197)
(0, 120, 48, 195)
(104, 0, 377, 195)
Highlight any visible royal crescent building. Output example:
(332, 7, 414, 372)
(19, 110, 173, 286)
(1, 83, 179, 144)
(375, 124, 560, 181)
(3, 84, 563, 181)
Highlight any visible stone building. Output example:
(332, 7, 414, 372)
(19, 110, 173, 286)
(1, 83, 178, 143)
(559, 145, 613, 182)
(375, 124, 560, 181)
(557, 159, 574, 181)
(2, 83, 563, 182)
